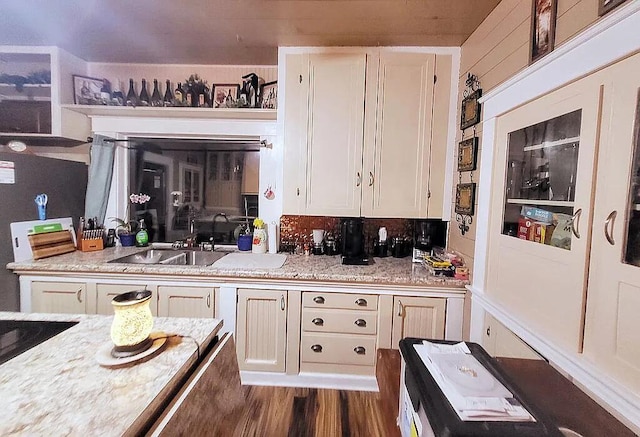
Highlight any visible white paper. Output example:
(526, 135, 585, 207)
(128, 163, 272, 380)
(413, 341, 535, 422)
(0, 160, 15, 184)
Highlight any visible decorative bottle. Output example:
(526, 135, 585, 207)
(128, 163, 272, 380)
(126, 78, 138, 106)
(139, 78, 150, 106)
(174, 83, 185, 105)
(163, 79, 173, 106)
(135, 219, 149, 247)
(150, 79, 162, 107)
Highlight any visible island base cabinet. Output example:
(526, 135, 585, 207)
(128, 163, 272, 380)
(236, 288, 287, 372)
(31, 281, 87, 314)
(391, 296, 446, 349)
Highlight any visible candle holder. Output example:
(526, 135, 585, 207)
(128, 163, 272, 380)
(110, 290, 154, 358)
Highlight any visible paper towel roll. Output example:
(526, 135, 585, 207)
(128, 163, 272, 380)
(268, 222, 278, 253)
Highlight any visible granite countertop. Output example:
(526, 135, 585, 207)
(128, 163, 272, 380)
(7, 246, 469, 289)
(0, 311, 222, 436)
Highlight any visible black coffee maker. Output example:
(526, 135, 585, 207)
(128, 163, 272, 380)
(341, 218, 371, 265)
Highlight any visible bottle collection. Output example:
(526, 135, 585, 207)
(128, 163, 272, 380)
(87, 73, 268, 109)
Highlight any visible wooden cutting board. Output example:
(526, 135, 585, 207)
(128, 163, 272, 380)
(27, 230, 76, 260)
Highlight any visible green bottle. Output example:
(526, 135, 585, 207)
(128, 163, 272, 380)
(136, 219, 149, 247)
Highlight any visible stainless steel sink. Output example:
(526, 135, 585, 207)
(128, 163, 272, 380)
(108, 249, 228, 266)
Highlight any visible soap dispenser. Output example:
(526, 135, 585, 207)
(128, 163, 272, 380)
(135, 219, 149, 247)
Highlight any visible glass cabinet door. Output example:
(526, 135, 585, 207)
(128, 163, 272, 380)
(502, 110, 582, 250)
(623, 91, 640, 266)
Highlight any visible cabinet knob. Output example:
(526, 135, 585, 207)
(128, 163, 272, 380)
(312, 317, 324, 326)
(354, 346, 366, 355)
(355, 298, 367, 307)
(311, 344, 323, 353)
(354, 319, 366, 327)
(486, 326, 491, 337)
(313, 296, 325, 304)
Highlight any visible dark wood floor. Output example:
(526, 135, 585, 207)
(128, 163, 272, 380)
(230, 385, 400, 437)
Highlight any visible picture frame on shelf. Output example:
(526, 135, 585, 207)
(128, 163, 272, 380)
(460, 89, 482, 130)
(212, 84, 240, 108)
(260, 81, 278, 109)
(598, 0, 628, 16)
(72, 75, 105, 105)
(455, 183, 476, 216)
(458, 137, 479, 172)
(530, 0, 558, 63)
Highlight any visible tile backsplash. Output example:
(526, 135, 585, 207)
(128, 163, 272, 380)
(279, 215, 446, 253)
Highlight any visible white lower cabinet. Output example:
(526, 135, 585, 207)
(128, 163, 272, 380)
(390, 296, 446, 349)
(157, 286, 214, 318)
(31, 281, 87, 314)
(235, 288, 288, 372)
(482, 313, 542, 360)
(299, 291, 378, 375)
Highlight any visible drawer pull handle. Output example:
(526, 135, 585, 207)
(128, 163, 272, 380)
(355, 298, 367, 306)
(76, 289, 82, 303)
(312, 317, 324, 326)
(354, 346, 366, 355)
(206, 294, 211, 308)
(313, 296, 325, 304)
(311, 344, 323, 353)
(354, 319, 366, 327)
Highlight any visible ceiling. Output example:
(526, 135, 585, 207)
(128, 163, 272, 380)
(0, 0, 501, 65)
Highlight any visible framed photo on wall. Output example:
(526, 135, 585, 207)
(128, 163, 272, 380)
(530, 0, 558, 63)
(599, 0, 628, 16)
(458, 137, 479, 172)
(455, 183, 476, 216)
(460, 89, 482, 130)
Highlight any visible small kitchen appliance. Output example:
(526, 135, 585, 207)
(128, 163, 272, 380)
(341, 218, 371, 265)
(412, 220, 448, 263)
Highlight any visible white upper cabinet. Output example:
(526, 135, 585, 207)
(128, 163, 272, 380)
(282, 48, 453, 218)
(362, 52, 436, 217)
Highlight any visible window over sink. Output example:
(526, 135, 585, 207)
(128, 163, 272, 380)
(127, 137, 260, 245)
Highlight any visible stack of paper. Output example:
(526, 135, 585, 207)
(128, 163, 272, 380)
(413, 341, 535, 422)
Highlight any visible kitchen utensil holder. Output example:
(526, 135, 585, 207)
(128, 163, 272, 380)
(79, 237, 104, 252)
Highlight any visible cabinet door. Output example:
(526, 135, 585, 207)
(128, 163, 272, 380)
(31, 281, 86, 314)
(362, 53, 436, 217)
(487, 73, 602, 353)
(303, 53, 366, 216)
(483, 313, 543, 360)
(391, 296, 445, 349)
(236, 288, 287, 372)
(584, 53, 640, 393)
(157, 286, 214, 318)
(96, 284, 158, 316)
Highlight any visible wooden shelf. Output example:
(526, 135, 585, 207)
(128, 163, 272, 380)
(506, 198, 575, 207)
(523, 136, 579, 152)
(60, 104, 277, 120)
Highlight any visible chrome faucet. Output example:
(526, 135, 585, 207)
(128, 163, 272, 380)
(211, 213, 229, 251)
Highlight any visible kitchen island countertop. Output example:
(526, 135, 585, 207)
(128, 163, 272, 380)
(0, 311, 222, 436)
(6, 246, 469, 289)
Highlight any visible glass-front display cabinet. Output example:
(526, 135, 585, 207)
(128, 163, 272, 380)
(501, 110, 582, 251)
(0, 52, 52, 134)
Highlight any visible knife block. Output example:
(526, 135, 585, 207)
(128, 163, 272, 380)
(79, 237, 104, 252)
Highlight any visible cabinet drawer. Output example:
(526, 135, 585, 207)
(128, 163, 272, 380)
(300, 333, 377, 366)
(302, 308, 377, 334)
(302, 292, 377, 310)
